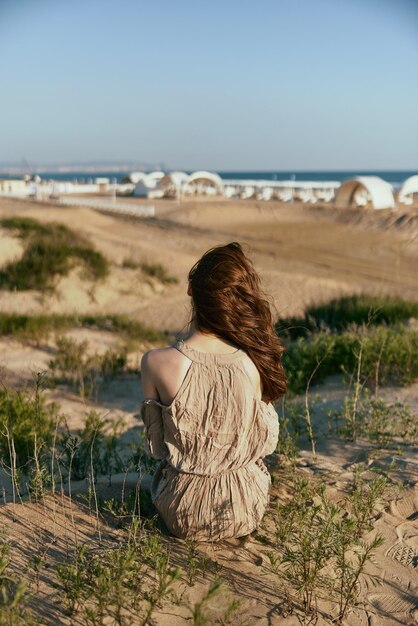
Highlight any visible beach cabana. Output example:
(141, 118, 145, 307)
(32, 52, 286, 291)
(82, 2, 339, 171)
(334, 176, 395, 210)
(398, 175, 418, 206)
(185, 171, 223, 195)
(126, 172, 147, 184)
(159, 171, 189, 198)
(131, 172, 163, 197)
(145, 171, 165, 189)
(133, 181, 149, 197)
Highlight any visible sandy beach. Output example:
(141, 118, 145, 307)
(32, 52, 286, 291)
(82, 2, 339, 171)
(1, 196, 417, 330)
(0, 195, 417, 625)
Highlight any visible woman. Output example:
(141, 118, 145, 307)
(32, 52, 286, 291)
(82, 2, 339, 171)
(140, 242, 286, 541)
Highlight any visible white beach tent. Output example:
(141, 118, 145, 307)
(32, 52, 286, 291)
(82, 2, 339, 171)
(185, 171, 223, 195)
(133, 174, 149, 197)
(126, 172, 147, 184)
(145, 171, 165, 189)
(132, 172, 165, 197)
(159, 171, 189, 198)
(334, 176, 395, 210)
(398, 175, 418, 206)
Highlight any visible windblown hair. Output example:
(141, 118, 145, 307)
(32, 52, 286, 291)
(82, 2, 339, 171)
(188, 242, 286, 402)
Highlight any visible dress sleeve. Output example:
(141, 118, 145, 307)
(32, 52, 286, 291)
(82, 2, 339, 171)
(139, 399, 169, 460)
(260, 402, 280, 457)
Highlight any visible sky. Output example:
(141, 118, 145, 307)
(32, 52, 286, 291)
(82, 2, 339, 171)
(0, 0, 417, 171)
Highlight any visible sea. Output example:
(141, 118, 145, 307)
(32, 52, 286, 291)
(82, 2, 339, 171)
(0, 170, 416, 189)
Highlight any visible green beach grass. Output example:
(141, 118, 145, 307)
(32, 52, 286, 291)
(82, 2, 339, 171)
(278, 295, 418, 393)
(0, 217, 108, 291)
(0, 312, 167, 344)
(276, 294, 418, 339)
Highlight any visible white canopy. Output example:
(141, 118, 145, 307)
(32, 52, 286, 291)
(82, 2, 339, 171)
(399, 175, 418, 203)
(128, 172, 148, 185)
(186, 171, 223, 190)
(334, 176, 395, 210)
(160, 171, 189, 186)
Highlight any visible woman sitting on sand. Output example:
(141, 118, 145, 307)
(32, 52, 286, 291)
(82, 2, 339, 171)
(140, 242, 286, 541)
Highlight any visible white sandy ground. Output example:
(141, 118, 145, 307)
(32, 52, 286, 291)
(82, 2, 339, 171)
(0, 196, 417, 624)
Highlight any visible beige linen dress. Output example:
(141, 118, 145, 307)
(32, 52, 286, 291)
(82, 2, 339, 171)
(140, 339, 279, 541)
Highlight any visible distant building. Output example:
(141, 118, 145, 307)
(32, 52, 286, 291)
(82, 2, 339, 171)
(0, 179, 28, 195)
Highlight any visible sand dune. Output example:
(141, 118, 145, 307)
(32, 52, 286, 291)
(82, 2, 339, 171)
(1, 197, 417, 332)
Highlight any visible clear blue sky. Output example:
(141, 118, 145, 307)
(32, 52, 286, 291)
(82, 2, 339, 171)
(1, 0, 417, 170)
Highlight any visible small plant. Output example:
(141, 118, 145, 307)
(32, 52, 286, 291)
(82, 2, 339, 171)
(59, 411, 127, 488)
(27, 463, 51, 501)
(0, 532, 34, 625)
(348, 470, 389, 538)
(140, 262, 179, 284)
(329, 392, 418, 445)
(275, 413, 300, 460)
(122, 257, 141, 269)
(189, 578, 242, 626)
(49, 335, 96, 398)
(332, 531, 384, 624)
(101, 416, 126, 486)
(0, 383, 56, 469)
(27, 543, 49, 593)
(100, 348, 127, 382)
(268, 479, 339, 620)
(49, 335, 127, 398)
(60, 413, 105, 481)
(267, 473, 387, 624)
(55, 545, 89, 614)
(185, 540, 211, 586)
(56, 520, 181, 625)
(276, 398, 319, 460)
(128, 428, 160, 475)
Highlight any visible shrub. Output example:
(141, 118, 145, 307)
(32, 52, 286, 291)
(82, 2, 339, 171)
(0, 312, 74, 342)
(140, 262, 179, 284)
(0, 216, 50, 237)
(122, 257, 141, 269)
(329, 393, 418, 445)
(122, 257, 178, 284)
(284, 325, 418, 393)
(277, 294, 418, 339)
(0, 312, 168, 344)
(275, 398, 319, 460)
(55, 518, 240, 626)
(0, 534, 34, 626)
(0, 217, 109, 290)
(55, 519, 180, 623)
(49, 336, 127, 398)
(267, 474, 386, 623)
(85, 314, 168, 343)
(70, 245, 108, 280)
(59, 411, 127, 484)
(0, 385, 56, 468)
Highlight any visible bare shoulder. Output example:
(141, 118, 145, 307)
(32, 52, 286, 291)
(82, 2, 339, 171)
(141, 346, 186, 373)
(141, 345, 192, 403)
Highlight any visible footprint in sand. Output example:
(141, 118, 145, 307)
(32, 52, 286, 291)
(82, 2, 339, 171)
(390, 489, 418, 520)
(386, 487, 418, 568)
(367, 591, 418, 616)
(386, 542, 418, 569)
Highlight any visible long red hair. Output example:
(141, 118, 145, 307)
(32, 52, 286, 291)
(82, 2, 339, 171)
(188, 242, 286, 402)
